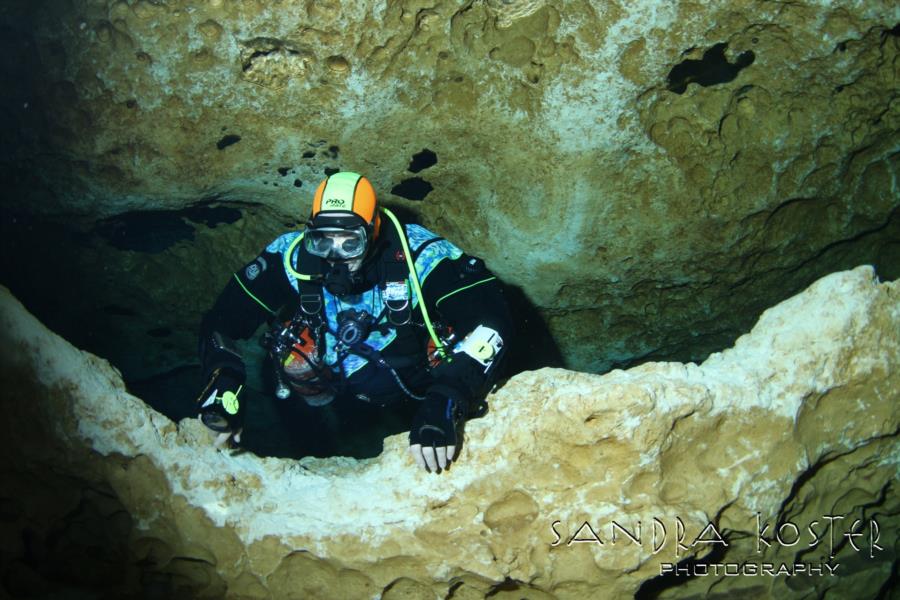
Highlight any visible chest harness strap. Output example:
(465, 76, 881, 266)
(283, 207, 448, 360)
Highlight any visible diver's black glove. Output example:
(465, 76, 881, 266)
(409, 386, 467, 472)
(197, 368, 245, 445)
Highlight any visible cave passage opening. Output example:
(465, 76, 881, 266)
(4, 194, 900, 460)
(0, 201, 561, 461)
(0, 185, 900, 458)
(3, 189, 900, 461)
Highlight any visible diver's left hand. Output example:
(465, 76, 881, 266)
(212, 426, 243, 449)
(409, 389, 465, 472)
(197, 370, 245, 450)
(197, 404, 243, 449)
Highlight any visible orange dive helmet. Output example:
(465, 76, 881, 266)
(306, 172, 381, 260)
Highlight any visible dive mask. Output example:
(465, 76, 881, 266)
(304, 226, 368, 260)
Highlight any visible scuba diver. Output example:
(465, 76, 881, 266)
(197, 171, 513, 472)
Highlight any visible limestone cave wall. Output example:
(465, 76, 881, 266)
(0, 0, 897, 381)
(0, 267, 897, 598)
(0, 1, 899, 598)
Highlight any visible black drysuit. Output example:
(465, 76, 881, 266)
(198, 218, 513, 422)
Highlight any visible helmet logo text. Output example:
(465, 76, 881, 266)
(324, 197, 348, 208)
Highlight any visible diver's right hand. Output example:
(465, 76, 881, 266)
(197, 369, 245, 448)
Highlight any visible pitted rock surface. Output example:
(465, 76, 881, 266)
(0, 266, 897, 598)
(1, 1, 898, 377)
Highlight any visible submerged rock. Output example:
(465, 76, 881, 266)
(0, 265, 896, 598)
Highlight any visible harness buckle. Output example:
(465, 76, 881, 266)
(384, 281, 411, 326)
(300, 294, 323, 316)
(388, 306, 412, 326)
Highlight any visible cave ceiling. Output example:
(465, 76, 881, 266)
(0, 0, 897, 377)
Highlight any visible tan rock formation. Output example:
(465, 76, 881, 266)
(1, 1, 897, 375)
(0, 265, 896, 598)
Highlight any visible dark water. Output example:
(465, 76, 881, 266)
(128, 362, 420, 459)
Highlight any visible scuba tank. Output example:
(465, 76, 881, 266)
(260, 311, 432, 405)
(260, 318, 335, 406)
